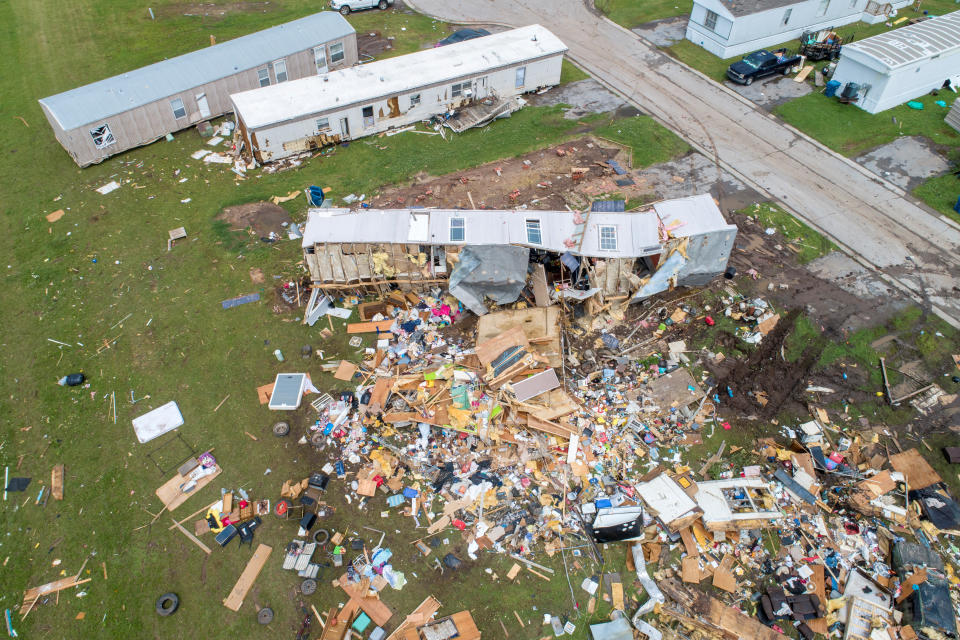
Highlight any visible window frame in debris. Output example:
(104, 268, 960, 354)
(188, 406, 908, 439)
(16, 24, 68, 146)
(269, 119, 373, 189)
(449, 217, 466, 242)
(598, 224, 618, 251)
(257, 67, 270, 87)
(362, 105, 375, 129)
(274, 58, 288, 83)
(704, 9, 718, 31)
(330, 41, 345, 64)
(169, 97, 187, 120)
(515, 66, 526, 89)
(409, 93, 421, 108)
(316, 117, 330, 132)
(90, 123, 116, 150)
(525, 219, 542, 245)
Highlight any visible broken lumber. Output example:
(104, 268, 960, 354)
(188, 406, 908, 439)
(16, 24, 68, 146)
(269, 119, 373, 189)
(171, 517, 212, 555)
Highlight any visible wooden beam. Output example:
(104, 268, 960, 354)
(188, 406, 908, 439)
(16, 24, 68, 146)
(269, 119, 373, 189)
(223, 544, 272, 611)
(171, 517, 212, 555)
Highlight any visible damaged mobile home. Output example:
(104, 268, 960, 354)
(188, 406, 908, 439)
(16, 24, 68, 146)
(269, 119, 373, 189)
(230, 25, 567, 163)
(300, 194, 737, 316)
(39, 12, 358, 167)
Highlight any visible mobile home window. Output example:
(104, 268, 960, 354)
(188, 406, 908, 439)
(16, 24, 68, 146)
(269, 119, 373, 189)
(817, 0, 830, 15)
(330, 42, 345, 63)
(170, 97, 187, 119)
(451, 82, 467, 98)
(704, 10, 718, 31)
(316, 117, 330, 131)
(274, 59, 288, 83)
(449, 217, 465, 242)
(515, 66, 526, 88)
(409, 93, 421, 108)
(90, 123, 116, 149)
(258, 68, 270, 87)
(782, 8, 792, 25)
(598, 225, 617, 251)
(525, 219, 542, 245)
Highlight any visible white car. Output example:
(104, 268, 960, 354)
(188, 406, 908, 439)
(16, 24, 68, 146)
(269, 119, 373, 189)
(330, 0, 392, 15)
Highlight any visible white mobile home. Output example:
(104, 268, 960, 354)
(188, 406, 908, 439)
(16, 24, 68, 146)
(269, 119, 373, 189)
(686, 0, 911, 58)
(39, 12, 357, 167)
(830, 11, 960, 113)
(230, 25, 567, 163)
(299, 195, 737, 315)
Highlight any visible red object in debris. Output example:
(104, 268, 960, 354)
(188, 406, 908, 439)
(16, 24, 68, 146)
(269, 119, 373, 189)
(722, 421, 732, 430)
(452, 519, 466, 531)
(238, 500, 249, 509)
(373, 475, 385, 487)
(705, 316, 715, 326)
(829, 452, 844, 463)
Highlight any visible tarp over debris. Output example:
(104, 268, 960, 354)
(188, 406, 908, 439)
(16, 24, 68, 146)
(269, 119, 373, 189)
(448, 245, 529, 316)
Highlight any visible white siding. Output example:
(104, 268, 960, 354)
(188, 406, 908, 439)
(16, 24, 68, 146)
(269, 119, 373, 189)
(685, 0, 911, 58)
(246, 53, 564, 162)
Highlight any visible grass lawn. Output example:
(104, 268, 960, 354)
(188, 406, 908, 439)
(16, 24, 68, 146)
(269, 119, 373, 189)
(561, 59, 591, 85)
(595, 0, 693, 28)
(738, 202, 838, 264)
(594, 115, 692, 167)
(0, 1, 698, 638)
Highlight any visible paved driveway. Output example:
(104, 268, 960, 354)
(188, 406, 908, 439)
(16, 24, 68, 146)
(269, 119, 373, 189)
(407, 0, 960, 326)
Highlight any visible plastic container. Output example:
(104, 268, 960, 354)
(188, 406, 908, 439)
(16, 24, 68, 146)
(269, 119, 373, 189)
(824, 80, 841, 98)
(273, 349, 284, 362)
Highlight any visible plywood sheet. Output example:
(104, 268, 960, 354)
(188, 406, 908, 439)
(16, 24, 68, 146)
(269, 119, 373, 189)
(347, 320, 394, 334)
(334, 360, 358, 381)
(475, 326, 529, 368)
(807, 564, 828, 635)
(156, 465, 222, 511)
(223, 544, 272, 611)
(889, 449, 941, 490)
(51, 464, 64, 501)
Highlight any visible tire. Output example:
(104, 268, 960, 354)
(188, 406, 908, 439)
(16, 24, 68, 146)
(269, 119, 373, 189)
(313, 528, 330, 545)
(272, 421, 290, 437)
(258, 607, 274, 625)
(310, 432, 324, 447)
(156, 593, 179, 616)
(301, 578, 318, 595)
(745, 76, 753, 86)
(378, 0, 388, 8)
(339, 5, 350, 14)
(782, 65, 790, 75)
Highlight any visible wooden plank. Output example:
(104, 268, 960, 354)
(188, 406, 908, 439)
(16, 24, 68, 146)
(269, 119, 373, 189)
(51, 464, 64, 501)
(712, 554, 737, 593)
(347, 319, 393, 334)
(156, 465, 222, 512)
(611, 582, 624, 610)
(679, 527, 698, 557)
(334, 360, 358, 381)
(172, 517, 212, 555)
(794, 65, 814, 82)
(807, 564, 828, 635)
(531, 263, 551, 307)
(506, 563, 521, 580)
(223, 544, 272, 611)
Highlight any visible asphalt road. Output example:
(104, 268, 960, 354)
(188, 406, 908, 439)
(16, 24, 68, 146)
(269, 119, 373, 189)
(406, 0, 960, 327)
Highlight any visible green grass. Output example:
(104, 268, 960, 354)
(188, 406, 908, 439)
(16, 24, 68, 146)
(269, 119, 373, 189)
(594, 115, 691, 167)
(913, 169, 960, 222)
(740, 202, 837, 263)
(561, 59, 591, 85)
(595, 0, 693, 28)
(667, 39, 738, 82)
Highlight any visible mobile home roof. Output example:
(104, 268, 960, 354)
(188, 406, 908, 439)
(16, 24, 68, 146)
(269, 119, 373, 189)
(39, 12, 355, 131)
(842, 11, 960, 71)
(232, 24, 568, 130)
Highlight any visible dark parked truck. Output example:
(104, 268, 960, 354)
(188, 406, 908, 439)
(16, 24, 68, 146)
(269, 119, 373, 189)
(726, 49, 802, 85)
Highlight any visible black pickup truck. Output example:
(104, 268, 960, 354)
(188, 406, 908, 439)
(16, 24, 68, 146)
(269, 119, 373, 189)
(726, 49, 802, 85)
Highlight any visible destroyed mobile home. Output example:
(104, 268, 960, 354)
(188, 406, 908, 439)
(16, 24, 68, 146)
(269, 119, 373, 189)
(300, 194, 738, 318)
(230, 25, 567, 163)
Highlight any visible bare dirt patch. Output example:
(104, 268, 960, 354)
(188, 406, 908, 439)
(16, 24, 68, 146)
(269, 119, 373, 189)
(217, 201, 291, 237)
(358, 31, 395, 59)
(370, 137, 655, 211)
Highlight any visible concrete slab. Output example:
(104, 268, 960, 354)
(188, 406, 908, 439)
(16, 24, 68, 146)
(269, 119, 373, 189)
(531, 78, 628, 118)
(855, 136, 951, 191)
(724, 76, 812, 110)
(633, 153, 758, 211)
(806, 252, 901, 301)
(633, 17, 687, 47)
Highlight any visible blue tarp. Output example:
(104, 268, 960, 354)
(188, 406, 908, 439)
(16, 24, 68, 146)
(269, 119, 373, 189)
(222, 293, 260, 309)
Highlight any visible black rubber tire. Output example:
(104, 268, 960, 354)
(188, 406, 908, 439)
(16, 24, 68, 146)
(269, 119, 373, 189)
(272, 421, 290, 437)
(310, 432, 324, 447)
(745, 76, 753, 86)
(301, 578, 318, 595)
(258, 607, 274, 624)
(782, 65, 790, 75)
(339, 5, 350, 15)
(313, 528, 330, 545)
(378, 0, 388, 8)
(156, 593, 179, 616)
